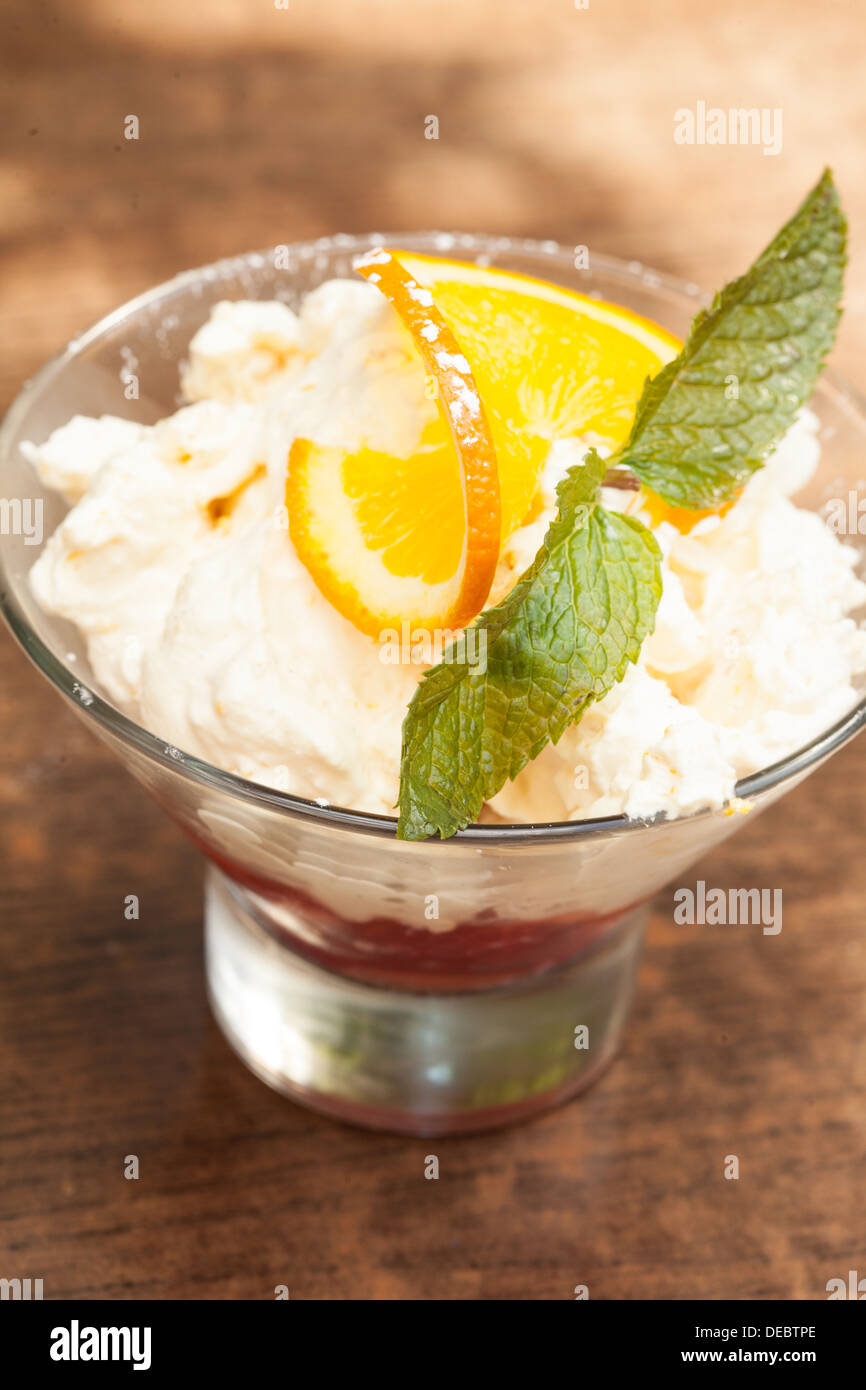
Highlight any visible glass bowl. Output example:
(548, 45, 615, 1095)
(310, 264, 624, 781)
(2, 234, 865, 1136)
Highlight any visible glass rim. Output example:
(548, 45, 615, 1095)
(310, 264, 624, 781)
(2, 231, 866, 847)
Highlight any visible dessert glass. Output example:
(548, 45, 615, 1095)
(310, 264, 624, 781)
(2, 234, 865, 1136)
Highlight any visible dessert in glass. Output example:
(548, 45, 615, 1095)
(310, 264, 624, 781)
(2, 175, 864, 1134)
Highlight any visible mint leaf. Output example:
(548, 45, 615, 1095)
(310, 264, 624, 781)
(397, 452, 661, 839)
(617, 167, 846, 508)
(396, 169, 846, 839)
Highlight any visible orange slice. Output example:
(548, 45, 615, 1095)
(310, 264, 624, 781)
(288, 253, 502, 639)
(385, 252, 681, 543)
(287, 251, 680, 640)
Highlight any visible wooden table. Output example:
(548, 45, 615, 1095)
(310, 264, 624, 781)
(2, 0, 865, 1300)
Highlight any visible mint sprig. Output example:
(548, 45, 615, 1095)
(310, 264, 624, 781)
(396, 170, 846, 839)
(398, 453, 661, 838)
(617, 167, 846, 508)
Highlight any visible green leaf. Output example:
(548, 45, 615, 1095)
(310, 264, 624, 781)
(397, 452, 662, 839)
(617, 167, 846, 508)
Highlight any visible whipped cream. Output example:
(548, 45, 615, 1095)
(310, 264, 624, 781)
(26, 284, 866, 822)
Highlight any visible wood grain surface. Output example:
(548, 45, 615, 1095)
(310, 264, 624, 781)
(1, 0, 865, 1301)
